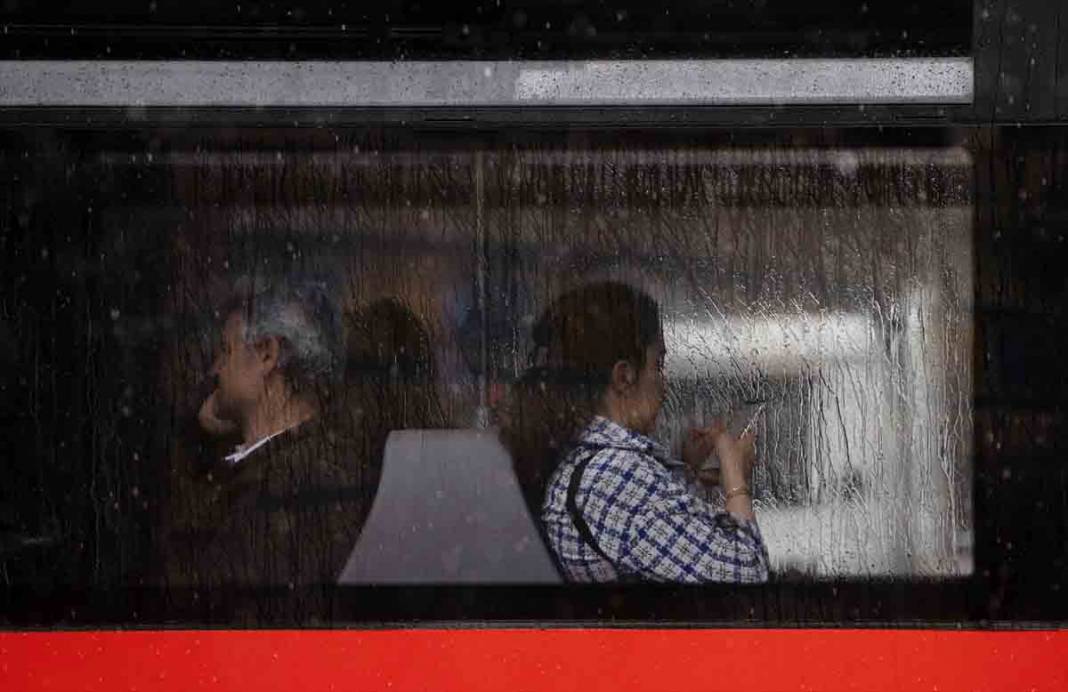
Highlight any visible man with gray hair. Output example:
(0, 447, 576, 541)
(197, 276, 343, 453)
(175, 274, 361, 609)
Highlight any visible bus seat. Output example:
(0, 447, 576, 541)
(337, 429, 561, 584)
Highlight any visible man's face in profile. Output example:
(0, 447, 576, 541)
(209, 311, 265, 423)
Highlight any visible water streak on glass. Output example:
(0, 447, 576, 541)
(0, 136, 973, 586)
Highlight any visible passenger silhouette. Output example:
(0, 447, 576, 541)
(501, 281, 770, 583)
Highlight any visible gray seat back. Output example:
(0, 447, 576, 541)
(338, 429, 561, 584)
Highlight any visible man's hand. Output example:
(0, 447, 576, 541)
(197, 390, 237, 437)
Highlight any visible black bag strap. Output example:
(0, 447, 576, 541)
(565, 451, 612, 562)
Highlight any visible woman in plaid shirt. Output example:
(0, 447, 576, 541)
(502, 282, 770, 583)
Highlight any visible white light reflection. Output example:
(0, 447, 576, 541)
(664, 312, 874, 378)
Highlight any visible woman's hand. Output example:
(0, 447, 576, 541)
(682, 420, 725, 473)
(717, 429, 756, 489)
(716, 429, 758, 521)
(197, 390, 237, 437)
(682, 422, 759, 513)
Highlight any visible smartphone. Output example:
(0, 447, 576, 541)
(738, 402, 766, 437)
(700, 400, 765, 473)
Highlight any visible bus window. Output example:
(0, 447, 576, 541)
(0, 125, 1063, 625)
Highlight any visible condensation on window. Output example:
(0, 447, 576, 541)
(0, 134, 972, 586)
(480, 147, 974, 578)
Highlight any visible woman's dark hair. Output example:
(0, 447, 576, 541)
(341, 298, 447, 511)
(499, 281, 661, 510)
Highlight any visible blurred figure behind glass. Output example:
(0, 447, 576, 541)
(166, 275, 358, 615)
(341, 297, 447, 514)
(500, 281, 770, 584)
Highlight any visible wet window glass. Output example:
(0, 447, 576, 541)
(0, 127, 1064, 626)
(481, 147, 973, 578)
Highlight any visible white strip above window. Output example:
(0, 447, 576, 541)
(0, 58, 973, 107)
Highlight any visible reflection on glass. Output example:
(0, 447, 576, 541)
(485, 147, 973, 577)
(0, 135, 972, 591)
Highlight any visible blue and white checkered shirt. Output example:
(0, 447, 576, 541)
(542, 416, 770, 583)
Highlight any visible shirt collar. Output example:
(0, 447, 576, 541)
(577, 415, 669, 462)
(224, 427, 289, 466)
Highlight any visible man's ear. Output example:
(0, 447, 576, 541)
(253, 335, 282, 375)
(609, 359, 636, 393)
